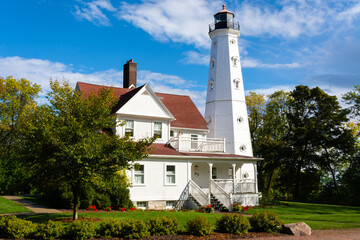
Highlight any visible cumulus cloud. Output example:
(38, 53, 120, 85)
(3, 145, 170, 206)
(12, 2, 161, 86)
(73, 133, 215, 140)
(73, 0, 116, 26)
(0, 56, 207, 113)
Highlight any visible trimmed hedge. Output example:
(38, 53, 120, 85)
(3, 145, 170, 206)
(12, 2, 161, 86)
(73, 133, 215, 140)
(36, 220, 66, 239)
(216, 214, 250, 234)
(249, 211, 283, 233)
(65, 220, 96, 240)
(120, 218, 150, 239)
(97, 218, 122, 238)
(147, 216, 180, 236)
(186, 216, 215, 236)
(0, 215, 37, 239)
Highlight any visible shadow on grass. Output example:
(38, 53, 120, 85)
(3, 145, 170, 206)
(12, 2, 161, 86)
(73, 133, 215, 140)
(18, 213, 72, 223)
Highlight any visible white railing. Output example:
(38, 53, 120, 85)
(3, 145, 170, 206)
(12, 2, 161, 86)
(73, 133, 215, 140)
(189, 180, 210, 206)
(210, 180, 232, 211)
(236, 179, 256, 193)
(213, 179, 233, 193)
(169, 137, 225, 152)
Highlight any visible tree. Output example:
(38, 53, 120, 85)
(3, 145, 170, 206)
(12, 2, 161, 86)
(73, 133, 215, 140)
(343, 85, 360, 118)
(0, 76, 41, 193)
(23, 80, 154, 219)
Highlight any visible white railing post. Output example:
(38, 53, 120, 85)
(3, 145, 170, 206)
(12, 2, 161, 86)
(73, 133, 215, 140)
(223, 138, 226, 152)
(232, 164, 236, 194)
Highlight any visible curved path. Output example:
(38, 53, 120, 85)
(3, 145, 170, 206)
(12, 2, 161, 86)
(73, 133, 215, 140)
(1, 196, 62, 214)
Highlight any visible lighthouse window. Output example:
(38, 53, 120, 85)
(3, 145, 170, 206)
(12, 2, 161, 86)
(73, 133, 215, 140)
(209, 80, 214, 90)
(240, 145, 246, 152)
(210, 58, 215, 68)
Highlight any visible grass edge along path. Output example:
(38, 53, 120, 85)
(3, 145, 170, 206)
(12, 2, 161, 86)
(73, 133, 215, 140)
(0, 196, 32, 214)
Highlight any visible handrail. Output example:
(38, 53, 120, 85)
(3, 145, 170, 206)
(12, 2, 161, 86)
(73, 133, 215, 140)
(169, 137, 225, 153)
(189, 180, 210, 206)
(174, 181, 190, 210)
(209, 21, 240, 32)
(210, 179, 232, 211)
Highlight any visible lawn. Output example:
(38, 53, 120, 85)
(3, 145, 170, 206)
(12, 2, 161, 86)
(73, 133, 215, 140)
(17, 200, 360, 230)
(246, 201, 360, 230)
(0, 196, 32, 214)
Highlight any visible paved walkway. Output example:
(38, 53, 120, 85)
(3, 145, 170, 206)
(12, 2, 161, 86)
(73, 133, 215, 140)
(1, 196, 62, 215)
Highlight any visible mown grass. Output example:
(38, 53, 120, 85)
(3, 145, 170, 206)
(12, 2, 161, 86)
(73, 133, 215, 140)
(17, 199, 360, 230)
(246, 201, 360, 230)
(0, 196, 32, 214)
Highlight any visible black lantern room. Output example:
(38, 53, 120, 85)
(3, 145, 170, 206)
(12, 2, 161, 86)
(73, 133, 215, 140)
(209, 5, 239, 32)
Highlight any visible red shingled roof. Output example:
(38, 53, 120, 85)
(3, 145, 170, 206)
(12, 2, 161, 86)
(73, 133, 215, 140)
(149, 143, 253, 158)
(76, 82, 208, 130)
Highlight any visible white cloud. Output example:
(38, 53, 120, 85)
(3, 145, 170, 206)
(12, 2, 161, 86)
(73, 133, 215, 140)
(117, 0, 221, 48)
(0, 56, 207, 114)
(337, 2, 360, 23)
(181, 51, 209, 66)
(73, 0, 116, 26)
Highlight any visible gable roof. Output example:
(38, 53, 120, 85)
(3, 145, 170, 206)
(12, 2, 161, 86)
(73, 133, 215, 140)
(76, 82, 208, 130)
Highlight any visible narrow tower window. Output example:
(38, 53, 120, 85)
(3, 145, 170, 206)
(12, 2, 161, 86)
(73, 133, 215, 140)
(209, 80, 214, 90)
(234, 78, 241, 89)
(231, 56, 239, 67)
(210, 58, 216, 68)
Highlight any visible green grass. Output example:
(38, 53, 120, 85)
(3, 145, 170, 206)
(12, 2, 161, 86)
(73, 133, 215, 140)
(246, 201, 360, 230)
(0, 196, 32, 214)
(17, 200, 360, 230)
(21, 211, 222, 231)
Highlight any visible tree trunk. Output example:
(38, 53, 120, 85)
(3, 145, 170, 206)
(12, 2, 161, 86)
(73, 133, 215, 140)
(329, 165, 339, 195)
(72, 184, 80, 220)
(266, 169, 275, 196)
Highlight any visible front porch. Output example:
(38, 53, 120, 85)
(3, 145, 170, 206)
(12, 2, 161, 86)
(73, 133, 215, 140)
(175, 162, 261, 211)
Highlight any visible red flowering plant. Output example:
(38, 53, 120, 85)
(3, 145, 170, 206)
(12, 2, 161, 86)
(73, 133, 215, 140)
(105, 207, 112, 212)
(86, 205, 98, 211)
(118, 207, 126, 212)
(232, 202, 251, 213)
(128, 207, 137, 211)
(199, 204, 214, 213)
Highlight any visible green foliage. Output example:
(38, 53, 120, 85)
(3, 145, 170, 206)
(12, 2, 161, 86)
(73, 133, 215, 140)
(216, 214, 250, 234)
(120, 218, 150, 239)
(97, 218, 122, 238)
(36, 220, 65, 239)
(343, 85, 360, 117)
(65, 220, 96, 240)
(147, 216, 180, 236)
(0, 76, 41, 194)
(0, 215, 37, 239)
(249, 211, 283, 233)
(186, 216, 215, 236)
(23, 80, 154, 219)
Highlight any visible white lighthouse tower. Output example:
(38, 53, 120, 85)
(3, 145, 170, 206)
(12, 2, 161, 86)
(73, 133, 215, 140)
(205, 5, 253, 157)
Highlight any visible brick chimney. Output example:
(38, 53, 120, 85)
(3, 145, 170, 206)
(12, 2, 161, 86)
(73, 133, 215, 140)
(123, 59, 137, 89)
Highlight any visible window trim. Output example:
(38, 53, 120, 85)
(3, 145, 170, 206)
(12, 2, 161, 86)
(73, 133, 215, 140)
(153, 122, 162, 139)
(164, 164, 176, 185)
(125, 119, 134, 137)
(133, 164, 145, 186)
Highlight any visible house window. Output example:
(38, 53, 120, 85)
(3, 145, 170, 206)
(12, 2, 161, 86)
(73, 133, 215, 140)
(229, 168, 233, 179)
(170, 130, 174, 137)
(136, 201, 147, 209)
(212, 167, 217, 179)
(134, 165, 144, 184)
(191, 135, 198, 150)
(125, 120, 134, 137)
(166, 201, 176, 209)
(154, 122, 162, 138)
(166, 165, 176, 184)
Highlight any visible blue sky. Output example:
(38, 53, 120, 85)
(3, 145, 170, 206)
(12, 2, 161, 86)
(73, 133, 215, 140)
(1, 0, 359, 113)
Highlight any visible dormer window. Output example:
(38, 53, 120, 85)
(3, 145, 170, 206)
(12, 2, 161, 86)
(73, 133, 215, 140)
(154, 122, 162, 138)
(125, 120, 134, 137)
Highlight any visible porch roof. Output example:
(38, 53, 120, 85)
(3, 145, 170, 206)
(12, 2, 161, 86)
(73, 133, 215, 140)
(148, 143, 262, 160)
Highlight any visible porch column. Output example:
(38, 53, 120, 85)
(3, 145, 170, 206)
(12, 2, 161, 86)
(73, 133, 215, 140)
(232, 163, 236, 194)
(253, 163, 258, 193)
(208, 163, 213, 194)
(187, 162, 192, 182)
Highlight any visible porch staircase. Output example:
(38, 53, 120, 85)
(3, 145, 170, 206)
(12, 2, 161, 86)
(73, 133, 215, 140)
(189, 194, 202, 209)
(210, 194, 229, 212)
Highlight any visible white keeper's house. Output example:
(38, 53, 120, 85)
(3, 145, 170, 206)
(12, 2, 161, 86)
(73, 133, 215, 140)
(77, 5, 261, 211)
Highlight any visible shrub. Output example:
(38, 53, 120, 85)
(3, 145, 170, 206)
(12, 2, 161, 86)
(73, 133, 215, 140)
(186, 216, 215, 236)
(120, 218, 150, 239)
(97, 218, 122, 238)
(36, 220, 66, 239)
(0, 215, 37, 239)
(232, 202, 242, 212)
(65, 220, 96, 240)
(199, 204, 214, 213)
(147, 217, 180, 236)
(249, 211, 283, 233)
(216, 214, 250, 234)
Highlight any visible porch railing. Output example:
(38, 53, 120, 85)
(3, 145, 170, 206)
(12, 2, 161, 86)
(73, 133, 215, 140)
(169, 137, 225, 153)
(236, 179, 256, 193)
(210, 180, 232, 211)
(189, 180, 210, 206)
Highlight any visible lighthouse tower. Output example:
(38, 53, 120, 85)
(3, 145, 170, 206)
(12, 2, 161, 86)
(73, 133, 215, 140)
(205, 5, 253, 157)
